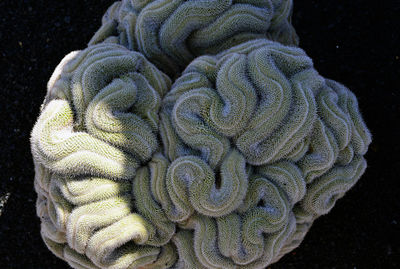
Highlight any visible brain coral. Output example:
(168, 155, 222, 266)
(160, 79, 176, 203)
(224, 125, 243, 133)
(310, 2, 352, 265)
(31, 38, 371, 268)
(88, 0, 299, 77)
(31, 2, 371, 268)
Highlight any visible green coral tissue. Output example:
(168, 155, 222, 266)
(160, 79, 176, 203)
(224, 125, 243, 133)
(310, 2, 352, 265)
(30, 2, 371, 269)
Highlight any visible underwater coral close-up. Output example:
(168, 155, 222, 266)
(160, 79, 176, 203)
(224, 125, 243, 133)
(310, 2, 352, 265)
(1, 0, 399, 268)
(28, 0, 373, 267)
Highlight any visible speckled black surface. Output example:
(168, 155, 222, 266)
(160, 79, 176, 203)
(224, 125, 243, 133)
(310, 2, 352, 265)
(0, 1, 399, 268)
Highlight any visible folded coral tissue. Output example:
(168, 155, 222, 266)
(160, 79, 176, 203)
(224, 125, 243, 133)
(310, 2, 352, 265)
(30, 1, 371, 268)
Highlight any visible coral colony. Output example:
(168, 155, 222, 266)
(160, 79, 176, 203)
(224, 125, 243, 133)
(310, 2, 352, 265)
(30, 1, 371, 268)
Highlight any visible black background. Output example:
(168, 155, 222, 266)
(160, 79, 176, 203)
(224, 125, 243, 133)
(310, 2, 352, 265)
(0, 1, 399, 268)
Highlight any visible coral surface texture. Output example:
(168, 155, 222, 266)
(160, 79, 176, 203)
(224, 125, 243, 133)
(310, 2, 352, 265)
(30, 1, 371, 269)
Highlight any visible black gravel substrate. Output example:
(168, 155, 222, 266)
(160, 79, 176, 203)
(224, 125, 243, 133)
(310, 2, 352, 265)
(0, 1, 399, 268)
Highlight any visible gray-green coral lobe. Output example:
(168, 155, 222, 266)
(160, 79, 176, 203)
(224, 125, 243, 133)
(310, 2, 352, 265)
(157, 39, 371, 267)
(89, 0, 298, 76)
(31, 4, 371, 269)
